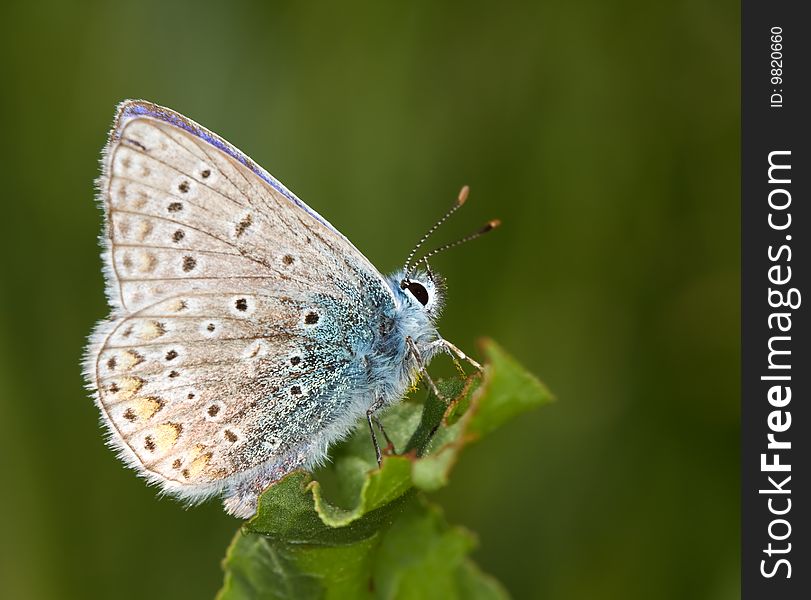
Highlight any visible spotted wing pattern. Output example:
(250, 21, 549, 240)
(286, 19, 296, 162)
(85, 101, 395, 509)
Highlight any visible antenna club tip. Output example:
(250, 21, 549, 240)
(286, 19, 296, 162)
(480, 219, 501, 233)
(457, 185, 470, 206)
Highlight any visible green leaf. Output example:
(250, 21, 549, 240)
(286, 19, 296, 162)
(218, 340, 552, 599)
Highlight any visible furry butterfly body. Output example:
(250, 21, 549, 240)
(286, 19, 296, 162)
(84, 100, 482, 518)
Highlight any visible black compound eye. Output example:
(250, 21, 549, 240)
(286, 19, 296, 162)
(405, 281, 430, 306)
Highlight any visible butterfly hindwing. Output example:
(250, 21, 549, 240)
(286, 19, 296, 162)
(94, 291, 362, 490)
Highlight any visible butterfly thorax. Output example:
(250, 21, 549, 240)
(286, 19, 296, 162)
(361, 269, 445, 401)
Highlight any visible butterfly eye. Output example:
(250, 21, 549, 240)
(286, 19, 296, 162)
(405, 281, 430, 306)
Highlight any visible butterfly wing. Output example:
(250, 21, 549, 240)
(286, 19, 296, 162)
(85, 100, 396, 511)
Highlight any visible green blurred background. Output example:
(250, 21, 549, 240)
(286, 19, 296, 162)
(0, 0, 739, 598)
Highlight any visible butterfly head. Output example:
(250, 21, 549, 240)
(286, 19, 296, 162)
(395, 267, 446, 320)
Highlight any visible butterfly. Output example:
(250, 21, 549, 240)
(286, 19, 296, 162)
(84, 100, 497, 518)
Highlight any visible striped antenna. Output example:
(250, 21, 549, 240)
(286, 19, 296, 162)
(412, 219, 500, 270)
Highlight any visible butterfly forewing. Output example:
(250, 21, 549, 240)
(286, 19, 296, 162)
(89, 102, 395, 494)
(107, 118, 360, 313)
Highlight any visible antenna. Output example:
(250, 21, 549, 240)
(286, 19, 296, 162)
(403, 185, 469, 276)
(411, 219, 500, 271)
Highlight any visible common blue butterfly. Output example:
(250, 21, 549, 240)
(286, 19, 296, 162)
(84, 100, 496, 518)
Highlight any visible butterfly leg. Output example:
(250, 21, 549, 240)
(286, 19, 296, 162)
(440, 339, 483, 372)
(373, 416, 397, 453)
(366, 396, 387, 467)
(406, 336, 445, 401)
